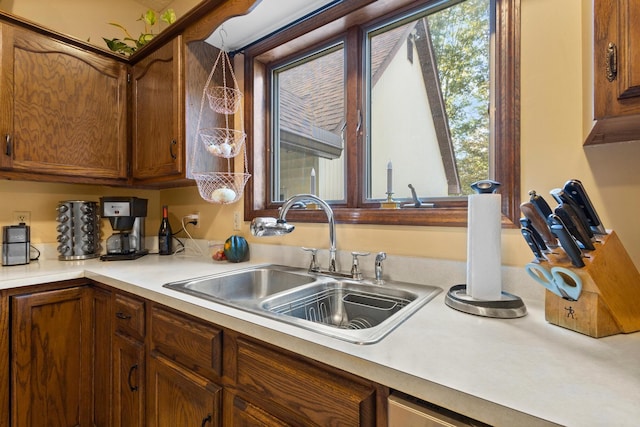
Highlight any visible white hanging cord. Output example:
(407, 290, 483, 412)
(173, 216, 204, 257)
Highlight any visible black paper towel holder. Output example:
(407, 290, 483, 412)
(445, 284, 527, 318)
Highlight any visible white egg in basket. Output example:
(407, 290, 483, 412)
(211, 187, 237, 203)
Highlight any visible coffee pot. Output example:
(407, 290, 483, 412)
(100, 196, 148, 261)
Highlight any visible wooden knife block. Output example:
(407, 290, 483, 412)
(543, 231, 640, 338)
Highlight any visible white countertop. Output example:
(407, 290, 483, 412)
(1, 245, 638, 427)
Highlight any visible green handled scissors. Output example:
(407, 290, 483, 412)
(525, 263, 582, 301)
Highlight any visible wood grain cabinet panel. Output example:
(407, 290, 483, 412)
(114, 292, 146, 342)
(11, 286, 93, 427)
(113, 333, 145, 427)
(224, 392, 292, 427)
(147, 355, 221, 427)
(232, 337, 378, 426)
(131, 37, 183, 182)
(587, 0, 640, 144)
(0, 23, 128, 179)
(150, 304, 222, 381)
(93, 287, 114, 427)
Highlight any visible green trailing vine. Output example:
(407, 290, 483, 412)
(103, 9, 177, 55)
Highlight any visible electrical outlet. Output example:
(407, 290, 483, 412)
(13, 211, 31, 226)
(192, 212, 200, 228)
(233, 211, 242, 231)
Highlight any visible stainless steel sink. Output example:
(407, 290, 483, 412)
(163, 266, 315, 301)
(163, 265, 441, 344)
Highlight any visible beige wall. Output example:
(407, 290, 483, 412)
(0, 0, 199, 49)
(0, 181, 160, 244)
(1, 0, 639, 270)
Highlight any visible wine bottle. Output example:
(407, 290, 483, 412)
(158, 205, 172, 255)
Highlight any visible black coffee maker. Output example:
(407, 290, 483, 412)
(100, 196, 148, 261)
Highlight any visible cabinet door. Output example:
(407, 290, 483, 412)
(0, 24, 13, 170)
(231, 337, 378, 426)
(131, 37, 183, 181)
(149, 305, 222, 381)
(11, 286, 93, 427)
(147, 355, 221, 427)
(223, 392, 291, 427)
(594, 0, 640, 118)
(113, 334, 145, 427)
(1, 25, 127, 179)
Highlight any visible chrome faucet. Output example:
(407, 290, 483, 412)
(375, 252, 387, 283)
(250, 194, 338, 272)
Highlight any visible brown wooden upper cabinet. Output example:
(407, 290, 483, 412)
(0, 0, 255, 187)
(586, 0, 640, 145)
(0, 22, 128, 181)
(131, 37, 184, 184)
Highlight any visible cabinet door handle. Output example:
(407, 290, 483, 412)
(127, 364, 139, 392)
(201, 414, 212, 427)
(606, 42, 617, 82)
(115, 311, 131, 320)
(5, 134, 11, 157)
(169, 139, 177, 160)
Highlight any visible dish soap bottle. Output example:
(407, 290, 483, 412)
(158, 205, 172, 255)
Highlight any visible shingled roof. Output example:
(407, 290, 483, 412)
(277, 18, 459, 191)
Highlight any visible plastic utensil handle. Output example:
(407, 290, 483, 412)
(551, 267, 582, 301)
(525, 263, 562, 297)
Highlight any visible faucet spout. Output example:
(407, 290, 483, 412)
(279, 194, 337, 271)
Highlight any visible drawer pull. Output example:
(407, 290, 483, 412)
(606, 42, 617, 82)
(201, 414, 212, 427)
(5, 134, 11, 157)
(127, 364, 139, 392)
(116, 311, 132, 320)
(169, 139, 177, 160)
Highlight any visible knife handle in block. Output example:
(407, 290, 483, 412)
(520, 202, 558, 248)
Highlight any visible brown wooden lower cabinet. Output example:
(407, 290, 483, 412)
(11, 285, 93, 427)
(224, 392, 292, 426)
(113, 333, 145, 427)
(226, 334, 383, 426)
(147, 354, 221, 426)
(1, 283, 389, 426)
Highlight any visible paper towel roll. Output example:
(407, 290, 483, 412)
(466, 193, 502, 300)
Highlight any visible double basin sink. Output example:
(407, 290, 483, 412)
(163, 265, 442, 344)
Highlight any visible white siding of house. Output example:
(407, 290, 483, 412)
(370, 38, 449, 200)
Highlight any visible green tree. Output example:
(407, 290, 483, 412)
(427, 0, 490, 195)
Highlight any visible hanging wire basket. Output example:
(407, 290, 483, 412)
(189, 32, 251, 205)
(199, 127, 246, 158)
(206, 86, 243, 115)
(205, 47, 242, 114)
(193, 172, 251, 204)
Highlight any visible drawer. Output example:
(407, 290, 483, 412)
(150, 305, 222, 380)
(235, 338, 376, 426)
(114, 293, 145, 341)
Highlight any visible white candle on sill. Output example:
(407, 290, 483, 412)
(310, 168, 316, 195)
(386, 161, 393, 194)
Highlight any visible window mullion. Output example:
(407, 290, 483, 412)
(344, 27, 364, 208)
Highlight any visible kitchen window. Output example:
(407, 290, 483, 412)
(244, 0, 520, 227)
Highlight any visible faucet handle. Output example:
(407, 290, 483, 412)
(302, 247, 320, 272)
(350, 251, 370, 280)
